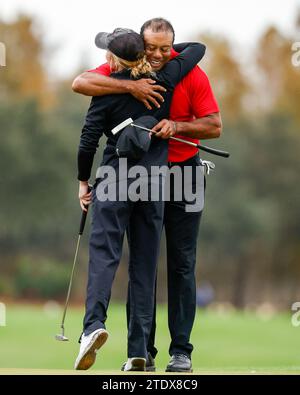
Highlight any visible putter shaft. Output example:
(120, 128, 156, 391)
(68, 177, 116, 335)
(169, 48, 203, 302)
(56, 187, 92, 341)
(60, 234, 81, 330)
(131, 123, 229, 158)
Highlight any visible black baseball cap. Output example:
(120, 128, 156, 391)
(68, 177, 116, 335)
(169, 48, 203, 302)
(115, 116, 158, 160)
(95, 28, 145, 61)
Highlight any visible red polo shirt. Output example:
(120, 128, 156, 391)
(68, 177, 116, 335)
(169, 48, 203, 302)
(88, 50, 219, 162)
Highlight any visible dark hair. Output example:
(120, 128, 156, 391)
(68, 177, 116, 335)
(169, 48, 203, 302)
(140, 18, 175, 43)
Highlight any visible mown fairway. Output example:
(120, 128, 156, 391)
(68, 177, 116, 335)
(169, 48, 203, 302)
(0, 303, 299, 374)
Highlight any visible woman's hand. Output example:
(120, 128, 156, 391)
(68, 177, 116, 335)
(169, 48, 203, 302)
(79, 181, 92, 212)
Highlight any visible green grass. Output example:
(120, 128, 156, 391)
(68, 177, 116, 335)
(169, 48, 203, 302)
(0, 303, 299, 374)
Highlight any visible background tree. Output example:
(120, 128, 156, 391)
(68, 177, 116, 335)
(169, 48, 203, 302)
(199, 33, 249, 122)
(0, 15, 51, 106)
(0, 15, 299, 306)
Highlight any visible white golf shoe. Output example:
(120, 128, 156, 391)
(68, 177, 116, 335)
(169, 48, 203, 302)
(123, 357, 146, 371)
(74, 328, 109, 370)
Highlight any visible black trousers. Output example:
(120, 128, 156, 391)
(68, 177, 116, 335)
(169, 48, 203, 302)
(83, 139, 168, 358)
(164, 178, 203, 357)
(83, 182, 164, 358)
(127, 154, 205, 358)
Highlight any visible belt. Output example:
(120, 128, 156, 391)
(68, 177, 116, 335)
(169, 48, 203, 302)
(168, 154, 215, 175)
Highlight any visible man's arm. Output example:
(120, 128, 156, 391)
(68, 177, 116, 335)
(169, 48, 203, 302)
(176, 113, 222, 139)
(153, 66, 221, 139)
(72, 71, 132, 96)
(72, 71, 166, 110)
(152, 113, 222, 139)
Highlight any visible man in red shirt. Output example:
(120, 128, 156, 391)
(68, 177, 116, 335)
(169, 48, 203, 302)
(72, 18, 222, 373)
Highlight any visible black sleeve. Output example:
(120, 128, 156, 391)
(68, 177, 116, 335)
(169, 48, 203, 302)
(173, 42, 205, 53)
(156, 42, 206, 89)
(77, 96, 107, 181)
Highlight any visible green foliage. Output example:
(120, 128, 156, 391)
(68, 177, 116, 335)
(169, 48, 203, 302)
(14, 256, 71, 299)
(0, 99, 76, 250)
(199, 113, 300, 306)
(0, 14, 300, 306)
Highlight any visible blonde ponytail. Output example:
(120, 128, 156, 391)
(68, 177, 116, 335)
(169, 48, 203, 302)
(110, 53, 152, 78)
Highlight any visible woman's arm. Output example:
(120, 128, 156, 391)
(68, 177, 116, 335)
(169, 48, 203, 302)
(77, 96, 107, 210)
(77, 96, 107, 182)
(173, 42, 203, 53)
(157, 42, 206, 89)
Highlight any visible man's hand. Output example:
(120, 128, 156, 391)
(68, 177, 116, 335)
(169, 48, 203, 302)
(78, 181, 92, 212)
(128, 79, 166, 110)
(151, 119, 177, 139)
(72, 72, 166, 108)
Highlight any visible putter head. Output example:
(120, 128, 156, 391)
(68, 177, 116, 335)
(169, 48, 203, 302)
(55, 334, 69, 341)
(112, 118, 133, 135)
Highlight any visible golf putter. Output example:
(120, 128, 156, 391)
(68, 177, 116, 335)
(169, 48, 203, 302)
(112, 118, 230, 158)
(55, 185, 92, 341)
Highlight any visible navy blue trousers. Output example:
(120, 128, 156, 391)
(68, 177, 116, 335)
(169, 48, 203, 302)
(82, 134, 168, 359)
(83, 186, 164, 358)
(127, 154, 204, 358)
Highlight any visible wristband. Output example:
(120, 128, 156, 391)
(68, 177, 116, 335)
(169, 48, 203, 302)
(172, 121, 177, 134)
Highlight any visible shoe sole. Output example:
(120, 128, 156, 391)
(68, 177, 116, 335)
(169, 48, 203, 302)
(146, 366, 156, 372)
(126, 358, 146, 371)
(165, 367, 193, 373)
(76, 330, 108, 370)
(121, 363, 154, 372)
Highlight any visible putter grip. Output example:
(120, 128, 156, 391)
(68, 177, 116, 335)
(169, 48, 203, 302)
(198, 144, 230, 158)
(79, 185, 92, 235)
